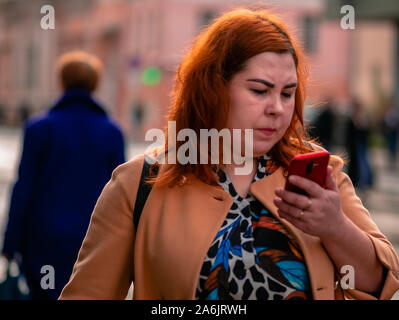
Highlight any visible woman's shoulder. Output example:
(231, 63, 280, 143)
(111, 146, 163, 186)
(111, 154, 146, 189)
(308, 142, 345, 174)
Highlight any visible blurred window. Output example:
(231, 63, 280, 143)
(151, 10, 162, 52)
(135, 14, 141, 55)
(199, 10, 217, 30)
(302, 15, 319, 53)
(26, 44, 38, 89)
(154, 10, 162, 52)
(149, 10, 157, 51)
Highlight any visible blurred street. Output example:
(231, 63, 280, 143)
(0, 126, 150, 250)
(1, 0, 399, 301)
(0, 125, 398, 255)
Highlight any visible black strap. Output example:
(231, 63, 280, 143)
(303, 140, 314, 150)
(133, 158, 157, 230)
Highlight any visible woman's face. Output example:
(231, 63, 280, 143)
(227, 52, 297, 158)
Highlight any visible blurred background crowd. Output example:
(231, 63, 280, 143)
(0, 0, 398, 299)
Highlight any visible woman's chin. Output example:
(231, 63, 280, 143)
(252, 143, 274, 158)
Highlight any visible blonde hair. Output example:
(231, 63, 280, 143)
(56, 51, 103, 92)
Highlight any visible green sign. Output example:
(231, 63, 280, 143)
(141, 67, 162, 85)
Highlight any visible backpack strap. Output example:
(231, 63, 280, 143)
(133, 158, 158, 230)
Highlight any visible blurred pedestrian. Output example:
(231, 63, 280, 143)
(309, 99, 335, 151)
(131, 100, 144, 140)
(19, 101, 31, 124)
(344, 97, 373, 189)
(1, 51, 125, 299)
(383, 103, 399, 167)
(0, 101, 5, 124)
(132, 100, 144, 126)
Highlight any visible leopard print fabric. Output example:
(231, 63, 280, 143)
(196, 154, 312, 300)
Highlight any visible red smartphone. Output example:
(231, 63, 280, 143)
(284, 151, 330, 196)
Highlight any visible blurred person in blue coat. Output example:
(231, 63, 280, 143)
(1, 51, 125, 299)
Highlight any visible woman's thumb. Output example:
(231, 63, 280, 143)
(324, 166, 337, 191)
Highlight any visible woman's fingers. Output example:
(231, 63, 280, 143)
(273, 167, 343, 238)
(324, 166, 338, 191)
(275, 188, 311, 210)
(286, 175, 323, 198)
(273, 197, 303, 219)
(277, 209, 306, 230)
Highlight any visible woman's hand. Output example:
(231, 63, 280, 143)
(274, 166, 384, 293)
(273, 166, 347, 240)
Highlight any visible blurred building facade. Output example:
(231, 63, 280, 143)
(0, 0, 397, 139)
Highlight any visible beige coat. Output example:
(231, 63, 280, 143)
(59, 153, 399, 300)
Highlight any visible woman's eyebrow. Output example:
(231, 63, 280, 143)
(246, 78, 297, 89)
(284, 82, 297, 89)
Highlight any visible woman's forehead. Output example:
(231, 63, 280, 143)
(240, 52, 297, 81)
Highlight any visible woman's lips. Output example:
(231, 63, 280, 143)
(258, 128, 276, 136)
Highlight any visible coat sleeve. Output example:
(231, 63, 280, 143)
(1, 119, 49, 258)
(59, 155, 145, 299)
(333, 165, 399, 300)
(108, 123, 125, 170)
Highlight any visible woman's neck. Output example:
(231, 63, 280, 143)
(223, 158, 258, 198)
(224, 157, 257, 177)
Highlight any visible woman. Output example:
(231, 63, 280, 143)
(59, 9, 399, 300)
(2, 51, 125, 299)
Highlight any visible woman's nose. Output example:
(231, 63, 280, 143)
(265, 95, 284, 116)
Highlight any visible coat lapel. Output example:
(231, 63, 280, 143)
(250, 167, 336, 299)
(136, 178, 234, 299)
(139, 167, 336, 299)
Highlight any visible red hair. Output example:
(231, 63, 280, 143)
(148, 8, 318, 187)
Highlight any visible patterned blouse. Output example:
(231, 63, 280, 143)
(195, 154, 312, 300)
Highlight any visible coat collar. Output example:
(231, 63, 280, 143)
(50, 89, 107, 115)
(249, 167, 336, 299)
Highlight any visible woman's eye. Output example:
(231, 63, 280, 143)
(251, 89, 266, 95)
(281, 92, 292, 98)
